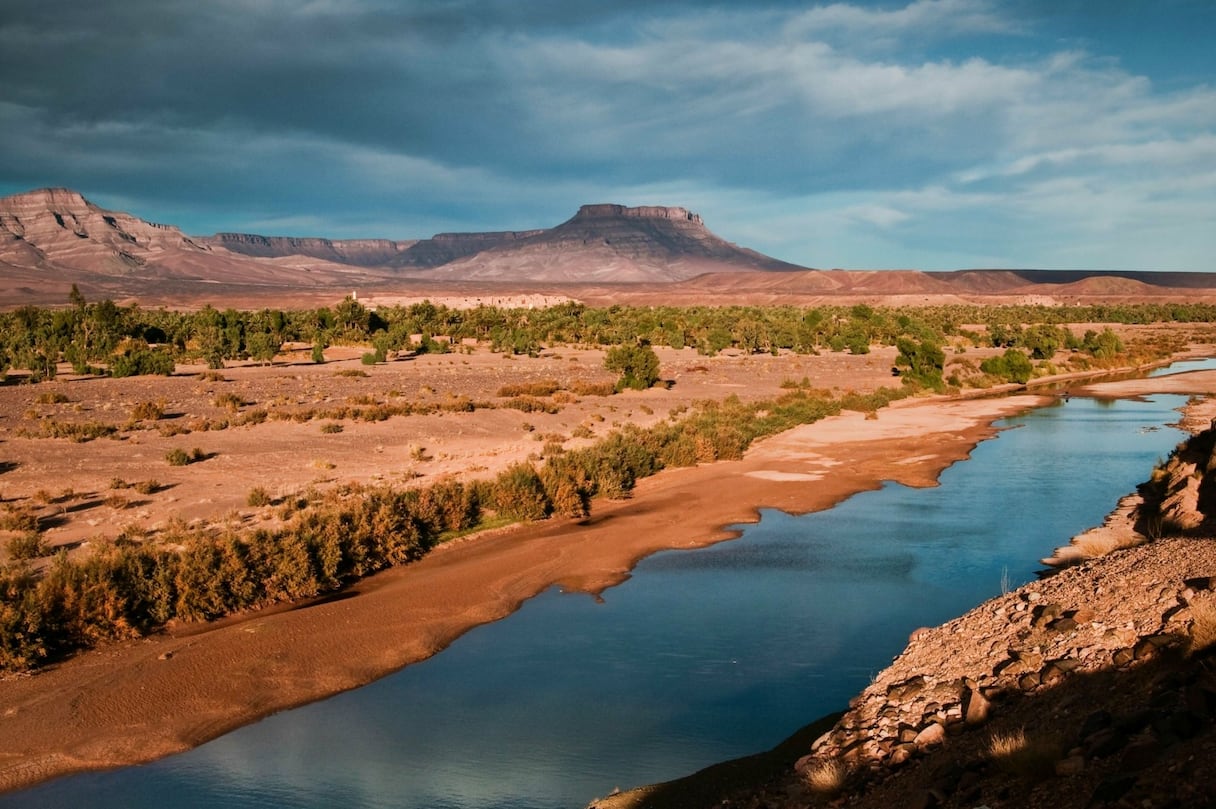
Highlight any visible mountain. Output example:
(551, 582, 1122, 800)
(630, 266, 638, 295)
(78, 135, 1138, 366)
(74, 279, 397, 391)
(6, 187, 1216, 308)
(424, 204, 809, 282)
(207, 204, 803, 282)
(0, 188, 397, 304)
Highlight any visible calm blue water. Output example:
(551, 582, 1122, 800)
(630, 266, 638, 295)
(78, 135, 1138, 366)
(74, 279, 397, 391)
(4, 386, 1201, 809)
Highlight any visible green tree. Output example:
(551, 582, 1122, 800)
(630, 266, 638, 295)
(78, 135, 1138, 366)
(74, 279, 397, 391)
(604, 343, 661, 391)
(894, 337, 946, 391)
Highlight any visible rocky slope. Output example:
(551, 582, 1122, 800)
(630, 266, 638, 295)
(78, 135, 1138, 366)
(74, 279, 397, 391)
(0, 188, 398, 304)
(0, 188, 211, 275)
(597, 424, 1216, 809)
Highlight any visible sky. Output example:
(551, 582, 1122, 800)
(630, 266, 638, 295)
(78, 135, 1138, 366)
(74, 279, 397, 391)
(1, 0, 1215, 271)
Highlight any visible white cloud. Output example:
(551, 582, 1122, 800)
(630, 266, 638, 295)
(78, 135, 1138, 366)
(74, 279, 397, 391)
(784, 0, 1015, 43)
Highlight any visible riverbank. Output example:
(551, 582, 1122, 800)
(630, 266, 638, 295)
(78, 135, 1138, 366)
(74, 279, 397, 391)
(0, 391, 1054, 793)
(591, 370, 1216, 809)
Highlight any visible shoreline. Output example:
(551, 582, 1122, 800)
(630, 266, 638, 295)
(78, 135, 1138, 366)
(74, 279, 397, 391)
(1, 364, 1213, 796)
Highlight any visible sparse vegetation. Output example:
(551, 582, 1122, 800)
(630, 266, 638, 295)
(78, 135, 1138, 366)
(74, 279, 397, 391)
(6, 531, 48, 561)
(133, 479, 161, 495)
(246, 487, 272, 507)
(166, 447, 207, 466)
(497, 380, 561, 397)
(212, 392, 244, 412)
(130, 399, 166, 421)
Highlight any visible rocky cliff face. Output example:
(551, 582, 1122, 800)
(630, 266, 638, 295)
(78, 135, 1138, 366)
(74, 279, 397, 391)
(204, 233, 417, 267)
(0, 188, 403, 302)
(391, 229, 546, 269)
(0, 187, 209, 274)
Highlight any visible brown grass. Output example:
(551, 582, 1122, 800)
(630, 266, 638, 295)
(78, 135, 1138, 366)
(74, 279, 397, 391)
(1189, 596, 1216, 656)
(987, 728, 1060, 778)
(803, 759, 847, 795)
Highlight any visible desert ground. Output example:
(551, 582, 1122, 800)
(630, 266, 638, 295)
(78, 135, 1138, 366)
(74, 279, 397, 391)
(0, 326, 1213, 793)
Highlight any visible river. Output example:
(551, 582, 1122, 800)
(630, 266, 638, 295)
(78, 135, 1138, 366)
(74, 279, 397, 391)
(4, 369, 1209, 809)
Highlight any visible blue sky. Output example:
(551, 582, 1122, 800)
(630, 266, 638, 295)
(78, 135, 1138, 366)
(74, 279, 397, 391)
(1, 0, 1214, 271)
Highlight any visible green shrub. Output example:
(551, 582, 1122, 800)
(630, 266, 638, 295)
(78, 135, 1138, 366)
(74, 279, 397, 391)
(604, 344, 661, 391)
(981, 348, 1034, 384)
(491, 463, 551, 521)
(110, 345, 175, 378)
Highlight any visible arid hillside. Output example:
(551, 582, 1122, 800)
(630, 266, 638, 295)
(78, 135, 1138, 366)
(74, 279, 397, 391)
(6, 188, 1216, 309)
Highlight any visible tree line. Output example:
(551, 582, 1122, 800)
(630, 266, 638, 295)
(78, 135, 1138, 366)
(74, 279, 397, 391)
(0, 288, 1205, 382)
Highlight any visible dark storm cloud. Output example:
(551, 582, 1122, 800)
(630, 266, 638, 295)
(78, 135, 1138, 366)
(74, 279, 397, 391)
(1, 1, 1214, 269)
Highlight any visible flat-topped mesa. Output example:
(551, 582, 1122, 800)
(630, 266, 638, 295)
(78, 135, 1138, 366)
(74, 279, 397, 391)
(205, 232, 417, 267)
(572, 204, 704, 226)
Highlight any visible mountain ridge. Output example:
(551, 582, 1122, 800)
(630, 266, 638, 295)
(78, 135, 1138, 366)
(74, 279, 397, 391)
(5, 187, 1216, 308)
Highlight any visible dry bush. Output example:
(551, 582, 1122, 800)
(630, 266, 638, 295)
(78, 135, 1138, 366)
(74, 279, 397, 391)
(105, 493, 131, 510)
(1189, 595, 1216, 656)
(197, 370, 226, 382)
(6, 531, 48, 561)
(570, 381, 615, 397)
(0, 507, 40, 533)
(134, 479, 161, 495)
(987, 728, 1060, 778)
(319, 422, 343, 434)
(213, 392, 245, 412)
(130, 399, 166, 421)
(247, 487, 272, 507)
(496, 380, 561, 397)
(803, 759, 846, 796)
(333, 369, 368, 378)
(35, 391, 70, 404)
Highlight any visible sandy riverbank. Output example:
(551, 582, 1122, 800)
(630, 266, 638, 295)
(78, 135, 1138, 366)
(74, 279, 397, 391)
(0, 392, 1057, 793)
